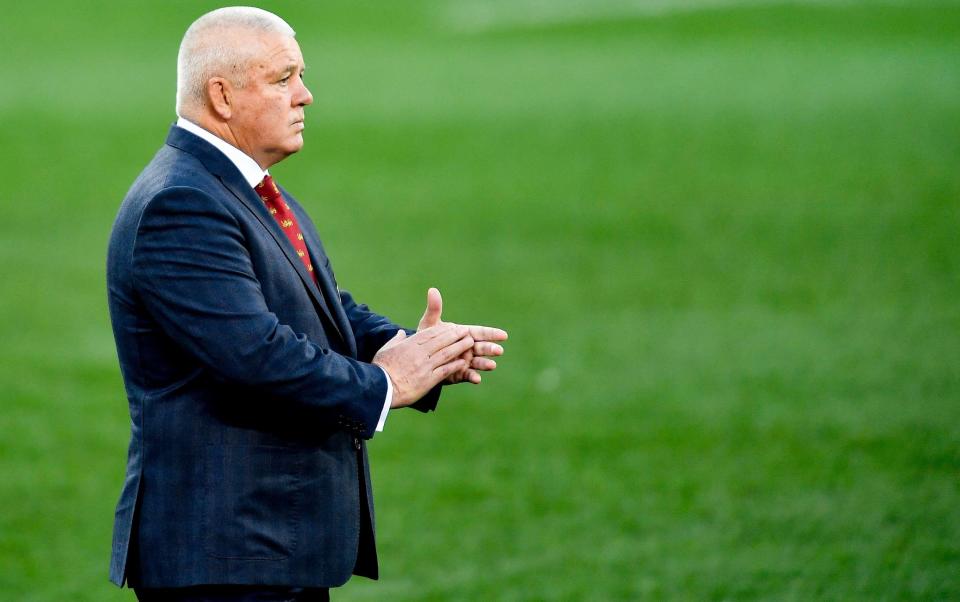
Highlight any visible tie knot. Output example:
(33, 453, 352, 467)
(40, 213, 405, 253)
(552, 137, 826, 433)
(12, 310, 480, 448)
(256, 175, 282, 203)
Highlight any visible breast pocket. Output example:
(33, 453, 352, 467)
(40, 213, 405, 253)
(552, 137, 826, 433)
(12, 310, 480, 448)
(204, 445, 304, 560)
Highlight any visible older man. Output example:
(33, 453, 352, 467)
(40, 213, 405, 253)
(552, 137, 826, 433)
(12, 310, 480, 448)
(106, 7, 507, 601)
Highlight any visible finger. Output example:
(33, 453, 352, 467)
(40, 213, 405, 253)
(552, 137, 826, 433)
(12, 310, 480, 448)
(418, 287, 443, 330)
(412, 321, 460, 344)
(421, 324, 470, 353)
(464, 325, 508, 342)
(471, 357, 497, 371)
(433, 358, 467, 382)
(472, 342, 503, 357)
(429, 336, 475, 366)
(466, 369, 482, 384)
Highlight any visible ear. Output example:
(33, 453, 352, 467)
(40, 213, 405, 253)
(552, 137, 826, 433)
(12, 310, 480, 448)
(206, 77, 233, 120)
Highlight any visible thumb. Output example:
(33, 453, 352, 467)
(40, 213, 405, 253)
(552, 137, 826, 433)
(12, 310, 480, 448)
(383, 329, 406, 350)
(418, 287, 443, 330)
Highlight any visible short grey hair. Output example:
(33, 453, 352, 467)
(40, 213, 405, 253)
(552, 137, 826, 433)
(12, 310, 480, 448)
(176, 6, 296, 115)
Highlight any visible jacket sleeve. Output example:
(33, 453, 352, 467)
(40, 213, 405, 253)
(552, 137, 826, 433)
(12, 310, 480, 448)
(337, 289, 404, 363)
(132, 186, 386, 438)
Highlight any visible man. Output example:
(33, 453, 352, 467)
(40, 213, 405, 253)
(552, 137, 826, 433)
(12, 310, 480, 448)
(106, 7, 507, 601)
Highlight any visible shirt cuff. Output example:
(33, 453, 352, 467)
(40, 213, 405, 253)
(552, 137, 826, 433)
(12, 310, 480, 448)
(375, 367, 392, 432)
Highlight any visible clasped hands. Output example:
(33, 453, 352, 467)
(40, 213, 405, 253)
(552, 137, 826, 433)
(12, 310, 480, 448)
(372, 288, 508, 408)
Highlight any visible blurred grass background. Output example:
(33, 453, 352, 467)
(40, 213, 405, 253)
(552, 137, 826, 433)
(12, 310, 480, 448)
(1, 0, 959, 599)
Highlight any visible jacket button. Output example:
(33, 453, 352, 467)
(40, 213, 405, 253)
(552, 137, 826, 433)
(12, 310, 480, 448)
(353, 436, 361, 450)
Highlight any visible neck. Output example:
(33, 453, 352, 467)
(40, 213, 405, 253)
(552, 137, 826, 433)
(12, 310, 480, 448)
(180, 110, 271, 169)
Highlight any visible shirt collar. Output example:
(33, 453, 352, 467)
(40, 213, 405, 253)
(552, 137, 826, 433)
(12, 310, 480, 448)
(175, 117, 267, 188)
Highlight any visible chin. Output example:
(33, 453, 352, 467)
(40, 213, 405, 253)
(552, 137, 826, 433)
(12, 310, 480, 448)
(277, 142, 303, 160)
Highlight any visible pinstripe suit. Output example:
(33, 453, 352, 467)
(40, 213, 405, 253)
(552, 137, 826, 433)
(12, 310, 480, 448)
(107, 125, 439, 589)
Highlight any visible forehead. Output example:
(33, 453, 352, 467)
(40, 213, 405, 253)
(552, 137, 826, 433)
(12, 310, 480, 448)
(249, 32, 304, 72)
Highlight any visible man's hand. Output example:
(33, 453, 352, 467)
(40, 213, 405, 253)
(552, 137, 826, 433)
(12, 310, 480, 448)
(373, 323, 475, 408)
(417, 288, 508, 384)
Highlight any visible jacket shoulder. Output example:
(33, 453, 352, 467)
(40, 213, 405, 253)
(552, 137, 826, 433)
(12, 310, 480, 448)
(129, 145, 221, 206)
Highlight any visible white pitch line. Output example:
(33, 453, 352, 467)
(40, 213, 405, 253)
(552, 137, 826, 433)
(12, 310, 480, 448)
(441, 0, 957, 33)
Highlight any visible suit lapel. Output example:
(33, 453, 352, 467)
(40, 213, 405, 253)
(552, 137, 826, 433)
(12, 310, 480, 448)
(294, 211, 358, 359)
(222, 175, 350, 348)
(165, 126, 348, 347)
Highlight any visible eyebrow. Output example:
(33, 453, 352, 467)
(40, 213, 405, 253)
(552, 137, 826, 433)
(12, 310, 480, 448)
(275, 63, 304, 77)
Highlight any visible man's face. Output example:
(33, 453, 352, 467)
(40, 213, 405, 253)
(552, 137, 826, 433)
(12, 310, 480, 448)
(229, 31, 313, 169)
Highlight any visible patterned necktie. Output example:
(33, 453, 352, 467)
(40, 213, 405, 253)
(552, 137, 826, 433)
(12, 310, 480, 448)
(255, 175, 318, 285)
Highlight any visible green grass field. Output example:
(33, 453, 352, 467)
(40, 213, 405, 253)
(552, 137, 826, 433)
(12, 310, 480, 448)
(1, 0, 959, 599)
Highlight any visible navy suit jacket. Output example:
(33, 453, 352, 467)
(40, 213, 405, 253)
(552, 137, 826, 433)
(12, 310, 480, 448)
(106, 125, 438, 588)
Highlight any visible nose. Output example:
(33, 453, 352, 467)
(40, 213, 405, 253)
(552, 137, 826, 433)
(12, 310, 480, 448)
(295, 75, 313, 107)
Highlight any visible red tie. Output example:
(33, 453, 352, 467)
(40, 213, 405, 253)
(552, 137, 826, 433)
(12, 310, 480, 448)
(255, 175, 318, 285)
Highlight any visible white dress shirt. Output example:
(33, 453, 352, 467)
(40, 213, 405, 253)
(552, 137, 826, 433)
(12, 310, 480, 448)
(175, 117, 393, 432)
